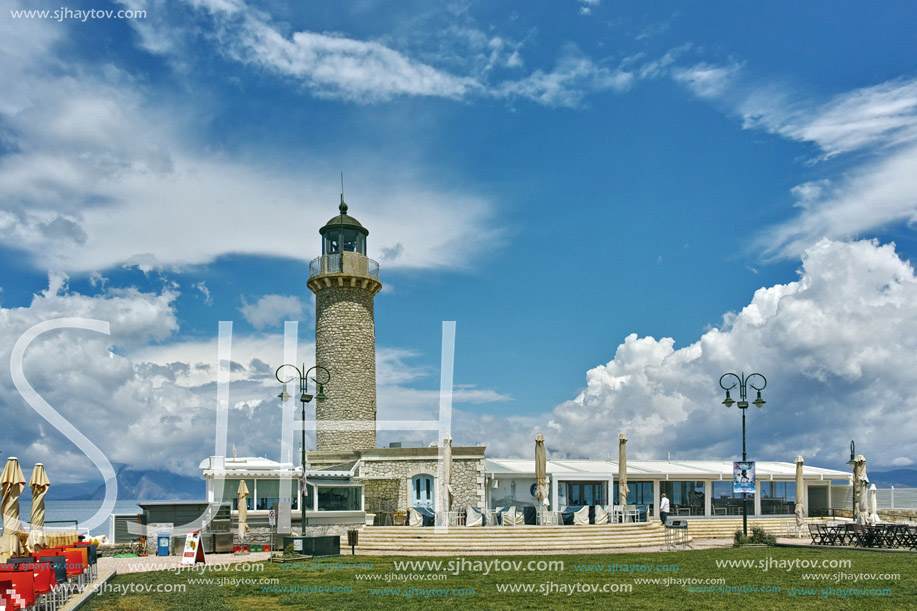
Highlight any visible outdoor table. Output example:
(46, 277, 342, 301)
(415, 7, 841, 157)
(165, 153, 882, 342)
(821, 525, 843, 545)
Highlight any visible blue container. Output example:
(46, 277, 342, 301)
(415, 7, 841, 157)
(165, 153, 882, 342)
(157, 532, 171, 557)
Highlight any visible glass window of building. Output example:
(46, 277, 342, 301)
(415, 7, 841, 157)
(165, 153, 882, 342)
(222, 479, 255, 511)
(562, 481, 607, 506)
(660, 480, 705, 516)
(761, 482, 796, 515)
(317, 486, 362, 511)
(712, 481, 746, 515)
(613, 481, 655, 512)
(255, 479, 279, 511)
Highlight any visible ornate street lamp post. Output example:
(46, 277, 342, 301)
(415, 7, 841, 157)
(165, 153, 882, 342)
(276, 364, 330, 532)
(719, 372, 766, 537)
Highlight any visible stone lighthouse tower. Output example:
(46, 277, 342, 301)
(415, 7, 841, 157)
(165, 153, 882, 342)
(307, 197, 382, 452)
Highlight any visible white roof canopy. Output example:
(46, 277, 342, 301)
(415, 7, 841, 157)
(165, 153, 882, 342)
(485, 458, 848, 481)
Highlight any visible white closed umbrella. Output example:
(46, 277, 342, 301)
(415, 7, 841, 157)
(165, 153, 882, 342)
(855, 456, 869, 525)
(794, 456, 805, 537)
(868, 484, 879, 525)
(618, 434, 629, 515)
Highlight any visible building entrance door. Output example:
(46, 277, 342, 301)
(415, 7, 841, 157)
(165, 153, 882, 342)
(412, 474, 435, 510)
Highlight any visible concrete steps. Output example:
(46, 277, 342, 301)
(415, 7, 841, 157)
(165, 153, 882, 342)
(354, 523, 672, 554)
(350, 518, 818, 554)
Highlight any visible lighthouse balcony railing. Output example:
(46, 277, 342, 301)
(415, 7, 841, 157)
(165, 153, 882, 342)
(310, 253, 380, 280)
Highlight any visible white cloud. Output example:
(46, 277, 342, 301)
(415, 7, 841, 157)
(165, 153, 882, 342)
(193, 281, 213, 306)
(240, 295, 305, 330)
(461, 239, 917, 469)
(115, 0, 643, 109)
(672, 62, 741, 100)
(498, 54, 634, 107)
(0, 3, 500, 274)
(669, 63, 917, 259)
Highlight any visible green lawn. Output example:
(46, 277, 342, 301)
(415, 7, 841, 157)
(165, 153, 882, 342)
(84, 547, 917, 610)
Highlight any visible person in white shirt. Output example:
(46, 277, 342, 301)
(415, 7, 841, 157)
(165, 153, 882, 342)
(659, 493, 670, 524)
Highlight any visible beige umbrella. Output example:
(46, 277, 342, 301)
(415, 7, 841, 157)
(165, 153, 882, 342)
(794, 456, 805, 537)
(853, 455, 867, 524)
(534, 435, 548, 523)
(618, 434, 629, 518)
(868, 484, 879, 525)
(852, 455, 863, 521)
(237, 480, 250, 542)
(1, 457, 27, 560)
(26, 464, 50, 551)
(441, 435, 454, 514)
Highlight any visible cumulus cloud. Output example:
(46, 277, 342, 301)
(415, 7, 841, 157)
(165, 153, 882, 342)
(0, 0, 500, 274)
(240, 294, 305, 330)
(461, 239, 917, 469)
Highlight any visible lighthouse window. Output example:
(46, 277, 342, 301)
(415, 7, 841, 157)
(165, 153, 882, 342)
(323, 229, 366, 255)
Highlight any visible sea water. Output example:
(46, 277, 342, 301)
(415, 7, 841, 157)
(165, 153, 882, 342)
(12, 499, 154, 537)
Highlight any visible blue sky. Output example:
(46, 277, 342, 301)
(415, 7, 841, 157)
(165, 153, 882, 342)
(2, 0, 917, 479)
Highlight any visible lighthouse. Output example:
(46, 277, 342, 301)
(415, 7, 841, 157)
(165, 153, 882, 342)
(307, 197, 382, 452)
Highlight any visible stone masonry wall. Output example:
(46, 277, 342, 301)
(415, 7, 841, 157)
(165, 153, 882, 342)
(313, 283, 377, 451)
(359, 456, 486, 512)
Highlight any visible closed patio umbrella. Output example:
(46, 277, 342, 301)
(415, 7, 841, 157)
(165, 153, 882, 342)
(852, 455, 866, 523)
(26, 464, 50, 551)
(618, 434, 629, 517)
(535, 435, 548, 524)
(854, 456, 869, 525)
(441, 435, 454, 514)
(794, 456, 805, 537)
(1, 457, 27, 561)
(534, 435, 548, 501)
(868, 484, 879, 525)
(237, 480, 250, 542)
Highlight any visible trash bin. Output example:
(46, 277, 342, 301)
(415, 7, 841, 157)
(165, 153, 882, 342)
(157, 532, 171, 557)
(347, 529, 359, 555)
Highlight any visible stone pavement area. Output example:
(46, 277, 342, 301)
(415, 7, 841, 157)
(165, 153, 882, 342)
(99, 551, 271, 574)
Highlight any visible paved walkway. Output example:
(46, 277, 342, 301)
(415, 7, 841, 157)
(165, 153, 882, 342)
(99, 552, 271, 574)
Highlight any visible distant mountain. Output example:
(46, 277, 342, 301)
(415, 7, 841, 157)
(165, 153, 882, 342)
(867, 469, 917, 488)
(46, 467, 204, 501)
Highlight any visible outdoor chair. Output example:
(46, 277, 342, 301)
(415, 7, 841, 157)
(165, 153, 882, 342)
(593, 505, 608, 525)
(465, 506, 483, 527)
(851, 524, 869, 547)
(889, 524, 910, 548)
(0, 578, 13, 611)
(500, 507, 517, 526)
(907, 526, 917, 550)
(612, 505, 623, 523)
(408, 508, 423, 528)
(537, 508, 558, 526)
(808, 523, 827, 545)
(0, 570, 36, 611)
(573, 506, 589, 526)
